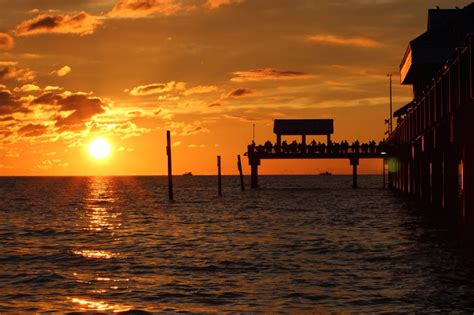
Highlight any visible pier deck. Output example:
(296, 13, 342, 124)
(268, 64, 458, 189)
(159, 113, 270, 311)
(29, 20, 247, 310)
(247, 144, 389, 189)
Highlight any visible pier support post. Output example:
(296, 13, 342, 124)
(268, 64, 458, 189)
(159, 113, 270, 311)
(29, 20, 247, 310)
(237, 155, 245, 191)
(217, 156, 222, 196)
(383, 159, 386, 189)
(251, 162, 259, 189)
(464, 143, 474, 227)
(421, 134, 432, 203)
(444, 146, 458, 214)
(166, 130, 174, 201)
(431, 149, 443, 210)
(387, 158, 394, 190)
(413, 139, 424, 199)
(403, 146, 409, 194)
(409, 145, 414, 196)
(350, 156, 359, 189)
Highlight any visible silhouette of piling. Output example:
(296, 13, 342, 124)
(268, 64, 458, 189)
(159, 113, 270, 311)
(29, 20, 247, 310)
(383, 159, 386, 189)
(166, 130, 174, 201)
(237, 155, 245, 191)
(217, 156, 222, 196)
(350, 156, 359, 189)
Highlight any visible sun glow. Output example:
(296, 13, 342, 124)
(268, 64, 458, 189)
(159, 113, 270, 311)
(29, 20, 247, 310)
(88, 138, 111, 160)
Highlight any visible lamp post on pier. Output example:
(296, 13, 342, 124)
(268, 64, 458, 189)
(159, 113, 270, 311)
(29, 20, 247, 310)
(387, 73, 393, 134)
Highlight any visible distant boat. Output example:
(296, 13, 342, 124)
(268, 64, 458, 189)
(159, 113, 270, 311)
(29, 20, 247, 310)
(183, 172, 193, 176)
(319, 171, 332, 176)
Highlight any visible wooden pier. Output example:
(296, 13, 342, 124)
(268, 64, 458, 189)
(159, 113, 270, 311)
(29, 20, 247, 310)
(386, 4, 474, 230)
(247, 119, 388, 188)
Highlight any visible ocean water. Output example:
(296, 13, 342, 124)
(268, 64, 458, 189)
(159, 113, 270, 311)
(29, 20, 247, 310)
(1, 175, 474, 313)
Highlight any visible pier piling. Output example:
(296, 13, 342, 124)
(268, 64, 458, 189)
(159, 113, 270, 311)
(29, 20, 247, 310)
(166, 130, 174, 201)
(383, 159, 386, 189)
(351, 156, 359, 189)
(217, 156, 222, 196)
(250, 160, 259, 189)
(237, 155, 245, 191)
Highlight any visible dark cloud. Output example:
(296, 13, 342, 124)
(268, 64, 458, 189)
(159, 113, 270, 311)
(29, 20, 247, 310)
(207, 0, 244, 9)
(15, 12, 102, 36)
(127, 110, 143, 117)
(18, 123, 48, 137)
(31, 92, 106, 126)
(129, 81, 185, 96)
(31, 92, 63, 105)
(224, 88, 255, 98)
(0, 89, 30, 115)
(108, 0, 245, 18)
(0, 115, 14, 122)
(0, 66, 36, 82)
(231, 68, 317, 82)
(0, 33, 14, 50)
(0, 68, 13, 80)
(108, 0, 184, 18)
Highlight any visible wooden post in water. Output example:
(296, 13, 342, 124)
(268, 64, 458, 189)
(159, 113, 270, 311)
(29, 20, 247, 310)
(383, 158, 386, 189)
(388, 159, 394, 189)
(350, 156, 359, 189)
(166, 130, 174, 201)
(250, 161, 259, 189)
(217, 155, 222, 196)
(237, 155, 245, 191)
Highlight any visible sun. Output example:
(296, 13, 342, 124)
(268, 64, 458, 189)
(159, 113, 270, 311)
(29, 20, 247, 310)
(88, 138, 111, 160)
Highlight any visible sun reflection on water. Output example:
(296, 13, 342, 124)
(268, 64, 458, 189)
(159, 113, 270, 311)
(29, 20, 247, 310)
(72, 249, 115, 259)
(69, 297, 130, 312)
(83, 177, 122, 232)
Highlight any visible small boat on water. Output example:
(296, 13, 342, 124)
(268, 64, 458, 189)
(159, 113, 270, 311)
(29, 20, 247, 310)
(319, 171, 332, 176)
(183, 172, 193, 176)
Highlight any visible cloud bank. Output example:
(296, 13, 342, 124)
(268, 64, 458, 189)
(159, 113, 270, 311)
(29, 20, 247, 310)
(15, 12, 102, 36)
(231, 68, 317, 82)
(305, 34, 383, 48)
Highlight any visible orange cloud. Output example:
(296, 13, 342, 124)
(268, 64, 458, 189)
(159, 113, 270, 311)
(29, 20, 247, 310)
(108, 0, 184, 18)
(0, 61, 17, 67)
(231, 68, 317, 82)
(0, 33, 14, 50)
(129, 81, 185, 96)
(1, 67, 36, 82)
(166, 120, 209, 136)
(13, 84, 41, 93)
(182, 85, 218, 96)
(207, 0, 244, 9)
(51, 65, 72, 77)
(223, 88, 255, 98)
(18, 123, 48, 137)
(305, 34, 383, 48)
(15, 12, 102, 36)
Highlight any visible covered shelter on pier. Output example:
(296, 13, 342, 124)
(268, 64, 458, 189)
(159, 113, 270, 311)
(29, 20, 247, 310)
(273, 119, 334, 146)
(248, 118, 385, 189)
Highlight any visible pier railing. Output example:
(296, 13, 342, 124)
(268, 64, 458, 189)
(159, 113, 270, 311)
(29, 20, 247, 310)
(388, 36, 474, 145)
(246, 142, 390, 189)
(246, 143, 387, 159)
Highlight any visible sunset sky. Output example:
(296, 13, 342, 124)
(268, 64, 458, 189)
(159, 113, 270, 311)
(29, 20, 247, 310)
(0, 0, 470, 176)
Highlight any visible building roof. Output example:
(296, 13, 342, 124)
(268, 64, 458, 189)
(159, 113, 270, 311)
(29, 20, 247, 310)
(273, 119, 334, 135)
(393, 101, 414, 118)
(400, 3, 474, 85)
